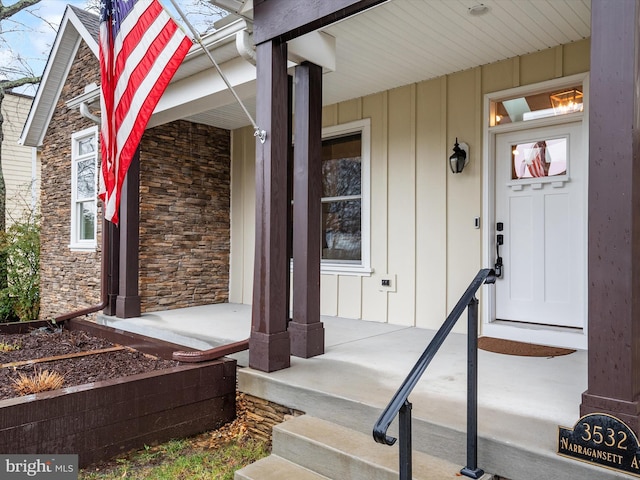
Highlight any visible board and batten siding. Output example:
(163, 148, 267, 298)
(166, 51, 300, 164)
(2, 93, 38, 226)
(229, 39, 590, 330)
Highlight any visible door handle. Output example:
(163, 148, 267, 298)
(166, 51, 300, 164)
(495, 222, 504, 278)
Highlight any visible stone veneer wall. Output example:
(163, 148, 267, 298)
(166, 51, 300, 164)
(139, 120, 231, 312)
(39, 40, 231, 319)
(242, 393, 304, 447)
(39, 42, 102, 320)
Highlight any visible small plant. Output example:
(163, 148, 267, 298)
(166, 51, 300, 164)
(0, 342, 20, 352)
(0, 202, 40, 322)
(12, 368, 65, 396)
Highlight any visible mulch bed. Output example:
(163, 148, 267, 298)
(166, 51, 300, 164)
(0, 327, 179, 401)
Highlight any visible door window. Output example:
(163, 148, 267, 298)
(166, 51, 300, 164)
(511, 137, 568, 180)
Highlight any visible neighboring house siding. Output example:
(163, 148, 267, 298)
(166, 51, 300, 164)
(39, 41, 231, 319)
(3, 92, 37, 226)
(139, 120, 230, 312)
(39, 42, 102, 320)
(229, 39, 591, 330)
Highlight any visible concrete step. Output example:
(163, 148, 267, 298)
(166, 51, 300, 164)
(238, 367, 633, 480)
(271, 415, 492, 480)
(235, 454, 330, 480)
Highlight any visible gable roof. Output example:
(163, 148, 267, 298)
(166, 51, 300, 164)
(69, 5, 99, 43)
(19, 5, 99, 147)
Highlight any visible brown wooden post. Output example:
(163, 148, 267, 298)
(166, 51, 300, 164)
(115, 150, 141, 318)
(289, 62, 324, 358)
(250, 39, 291, 372)
(580, 0, 640, 433)
(102, 218, 119, 316)
(286, 74, 294, 327)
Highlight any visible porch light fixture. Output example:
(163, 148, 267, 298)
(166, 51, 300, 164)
(449, 138, 469, 174)
(550, 88, 583, 115)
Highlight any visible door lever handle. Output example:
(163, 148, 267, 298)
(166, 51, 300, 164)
(495, 233, 503, 278)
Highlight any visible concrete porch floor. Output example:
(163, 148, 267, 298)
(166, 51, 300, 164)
(98, 303, 596, 478)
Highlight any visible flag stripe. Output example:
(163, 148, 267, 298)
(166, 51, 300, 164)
(114, 18, 178, 128)
(113, 0, 162, 73)
(116, 32, 192, 178)
(99, 0, 191, 224)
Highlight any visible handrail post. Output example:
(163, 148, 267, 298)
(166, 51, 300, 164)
(460, 296, 484, 479)
(399, 400, 412, 480)
(373, 269, 495, 479)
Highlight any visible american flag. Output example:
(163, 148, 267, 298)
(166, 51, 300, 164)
(99, 0, 192, 224)
(528, 141, 550, 178)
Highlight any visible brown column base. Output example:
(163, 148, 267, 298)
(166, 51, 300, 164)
(581, 392, 640, 434)
(115, 295, 141, 318)
(289, 321, 324, 358)
(103, 294, 119, 316)
(249, 330, 291, 372)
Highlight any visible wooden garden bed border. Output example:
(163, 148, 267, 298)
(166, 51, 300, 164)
(0, 318, 236, 467)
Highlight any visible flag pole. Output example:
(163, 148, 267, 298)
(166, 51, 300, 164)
(167, 0, 267, 143)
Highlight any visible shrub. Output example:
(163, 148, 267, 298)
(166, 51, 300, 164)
(0, 209, 40, 322)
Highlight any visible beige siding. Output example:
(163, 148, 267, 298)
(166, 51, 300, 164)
(2, 93, 38, 226)
(229, 39, 590, 328)
(387, 85, 416, 325)
(415, 77, 447, 329)
(229, 126, 256, 304)
(361, 92, 388, 323)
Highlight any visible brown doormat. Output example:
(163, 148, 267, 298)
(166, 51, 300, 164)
(478, 337, 576, 357)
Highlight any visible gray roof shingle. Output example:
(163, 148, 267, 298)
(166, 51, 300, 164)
(68, 5, 99, 43)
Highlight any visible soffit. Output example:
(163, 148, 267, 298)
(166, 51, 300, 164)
(190, 0, 590, 130)
(320, 0, 591, 106)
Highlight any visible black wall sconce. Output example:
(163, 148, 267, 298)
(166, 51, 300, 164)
(449, 138, 469, 173)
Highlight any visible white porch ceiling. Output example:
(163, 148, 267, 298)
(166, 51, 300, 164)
(182, 0, 591, 130)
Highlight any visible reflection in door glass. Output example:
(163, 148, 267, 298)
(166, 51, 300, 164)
(491, 85, 583, 125)
(511, 138, 567, 179)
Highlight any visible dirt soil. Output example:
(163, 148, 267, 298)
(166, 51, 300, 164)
(0, 327, 179, 401)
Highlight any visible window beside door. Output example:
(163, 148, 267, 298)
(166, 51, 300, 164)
(320, 119, 371, 275)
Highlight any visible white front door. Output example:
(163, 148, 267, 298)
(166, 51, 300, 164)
(494, 122, 586, 329)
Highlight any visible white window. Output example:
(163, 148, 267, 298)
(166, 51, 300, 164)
(70, 127, 98, 250)
(321, 119, 371, 275)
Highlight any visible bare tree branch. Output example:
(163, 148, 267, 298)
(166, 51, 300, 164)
(0, 75, 40, 90)
(0, 0, 41, 22)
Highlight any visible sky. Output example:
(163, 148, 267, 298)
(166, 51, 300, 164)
(1, 0, 225, 95)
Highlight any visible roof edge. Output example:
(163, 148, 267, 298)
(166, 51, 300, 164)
(19, 6, 99, 147)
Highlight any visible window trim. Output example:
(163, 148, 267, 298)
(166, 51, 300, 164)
(320, 118, 372, 276)
(69, 126, 98, 251)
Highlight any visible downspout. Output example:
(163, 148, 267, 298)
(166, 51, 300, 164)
(79, 102, 101, 124)
(236, 30, 256, 66)
(54, 103, 109, 323)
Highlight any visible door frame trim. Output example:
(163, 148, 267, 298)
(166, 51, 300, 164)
(481, 73, 589, 350)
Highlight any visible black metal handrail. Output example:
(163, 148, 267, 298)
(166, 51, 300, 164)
(373, 268, 496, 480)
